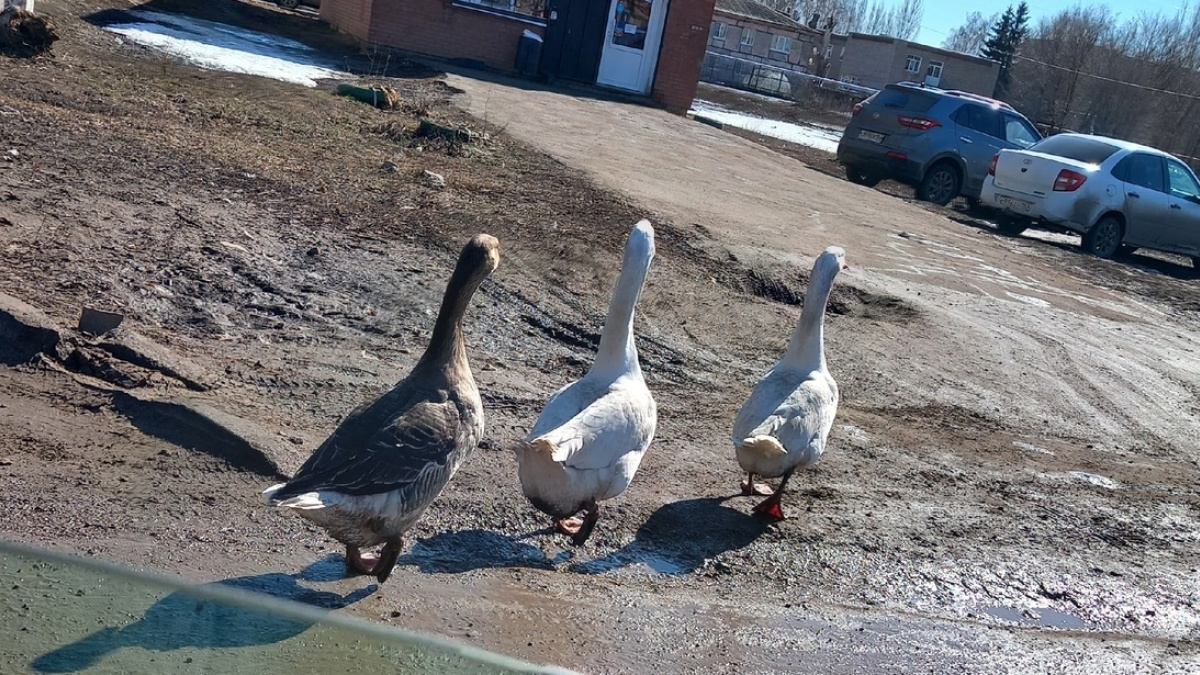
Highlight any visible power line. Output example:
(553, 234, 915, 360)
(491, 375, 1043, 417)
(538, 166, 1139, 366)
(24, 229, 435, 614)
(1013, 53, 1200, 102)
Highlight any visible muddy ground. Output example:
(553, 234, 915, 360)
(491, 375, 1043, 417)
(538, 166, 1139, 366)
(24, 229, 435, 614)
(1, 1, 1199, 673)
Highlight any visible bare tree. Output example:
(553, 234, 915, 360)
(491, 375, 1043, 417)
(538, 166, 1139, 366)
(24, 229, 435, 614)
(942, 11, 995, 56)
(886, 0, 925, 40)
(1009, 6, 1113, 131)
(788, 0, 922, 40)
(1001, 1, 1200, 169)
(790, 0, 866, 31)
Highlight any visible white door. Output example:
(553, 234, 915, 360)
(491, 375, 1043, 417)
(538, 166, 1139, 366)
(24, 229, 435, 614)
(596, 0, 669, 94)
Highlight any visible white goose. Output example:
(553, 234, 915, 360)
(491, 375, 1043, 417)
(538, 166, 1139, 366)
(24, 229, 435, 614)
(517, 220, 658, 545)
(731, 246, 847, 520)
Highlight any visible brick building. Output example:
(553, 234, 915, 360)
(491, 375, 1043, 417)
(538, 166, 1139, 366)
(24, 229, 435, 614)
(321, 0, 717, 112)
(706, 0, 826, 74)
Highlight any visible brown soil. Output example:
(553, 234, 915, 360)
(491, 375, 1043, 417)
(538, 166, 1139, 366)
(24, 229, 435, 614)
(2, 1, 1199, 674)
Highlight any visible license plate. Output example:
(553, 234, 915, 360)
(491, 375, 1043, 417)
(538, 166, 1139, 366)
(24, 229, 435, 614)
(995, 195, 1034, 213)
(858, 130, 885, 143)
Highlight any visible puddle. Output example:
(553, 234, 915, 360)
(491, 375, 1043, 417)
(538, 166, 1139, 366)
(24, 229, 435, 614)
(979, 605, 1088, 630)
(102, 10, 346, 86)
(573, 552, 688, 576)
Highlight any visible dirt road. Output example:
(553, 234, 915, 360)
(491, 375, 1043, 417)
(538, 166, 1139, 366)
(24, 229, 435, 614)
(1, 1, 1198, 673)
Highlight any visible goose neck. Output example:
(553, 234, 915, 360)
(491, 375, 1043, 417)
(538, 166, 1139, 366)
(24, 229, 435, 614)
(591, 252, 651, 377)
(420, 265, 486, 368)
(783, 267, 836, 369)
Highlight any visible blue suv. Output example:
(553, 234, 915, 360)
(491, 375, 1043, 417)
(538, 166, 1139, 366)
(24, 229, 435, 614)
(837, 82, 1042, 206)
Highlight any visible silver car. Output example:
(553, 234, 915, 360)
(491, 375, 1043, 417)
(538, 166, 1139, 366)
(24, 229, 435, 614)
(982, 133, 1200, 266)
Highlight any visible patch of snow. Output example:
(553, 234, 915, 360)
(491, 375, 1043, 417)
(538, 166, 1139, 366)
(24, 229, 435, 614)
(103, 10, 346, 87)
(1012, 441, 1053, 455)
(1069, 471, 1119, 489)
(1022, 230, 1080, 248)
(837, 424, 869, 442)
(689, 103, 842, 154)
(1005, 292, 1051, 307)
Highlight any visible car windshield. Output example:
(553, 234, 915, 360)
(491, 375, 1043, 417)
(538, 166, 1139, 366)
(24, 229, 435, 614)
(0, 541, 571, 675)
(1029, 135, 1121, 164)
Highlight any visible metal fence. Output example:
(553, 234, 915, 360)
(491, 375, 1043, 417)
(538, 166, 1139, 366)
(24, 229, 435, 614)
(700, 52, 876, 106)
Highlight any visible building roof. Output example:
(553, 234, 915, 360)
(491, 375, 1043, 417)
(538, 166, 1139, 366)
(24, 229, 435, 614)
(713, 0, 808, 32)
(846, 32, 998, 66)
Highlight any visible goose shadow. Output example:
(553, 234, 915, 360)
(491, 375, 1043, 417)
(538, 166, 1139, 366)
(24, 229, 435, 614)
(396, 529, 557, 574)
(572, 497, 772, 575)
(30, 558, 373, 674)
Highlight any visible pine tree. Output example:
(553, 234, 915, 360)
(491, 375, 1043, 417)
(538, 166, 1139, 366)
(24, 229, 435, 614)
(982, 1, 1030, 100)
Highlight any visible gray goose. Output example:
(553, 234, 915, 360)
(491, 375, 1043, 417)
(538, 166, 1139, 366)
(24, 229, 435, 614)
(263, 234, 500, 583)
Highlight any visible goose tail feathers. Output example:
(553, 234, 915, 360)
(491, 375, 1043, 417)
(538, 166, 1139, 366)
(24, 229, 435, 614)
(261, 483, 341, 510)
(738, 435, 788, 458)
(528, 437, 573, 462)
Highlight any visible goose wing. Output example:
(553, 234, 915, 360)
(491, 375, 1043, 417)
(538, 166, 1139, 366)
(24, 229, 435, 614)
(734, 371, 837, 454)
(272, 389, 474, 499)
(529, 386, 655, 470)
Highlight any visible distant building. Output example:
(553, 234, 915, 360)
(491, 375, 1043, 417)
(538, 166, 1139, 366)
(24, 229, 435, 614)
(706, 0, 828, 74)
(829, 33, 999, 97)
(704, 3, 1001, 99)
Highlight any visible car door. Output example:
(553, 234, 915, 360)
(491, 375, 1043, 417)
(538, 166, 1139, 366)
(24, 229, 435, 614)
(1111, 152, 1171, 245)
(952, 104, 1005, 196)
(1163, 158, 1200, 254)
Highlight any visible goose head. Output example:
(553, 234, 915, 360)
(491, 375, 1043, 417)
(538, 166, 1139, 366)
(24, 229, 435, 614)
(625, 219, 656, 268)
(813, 246, 848, 280)
(458, 233, 502, 282)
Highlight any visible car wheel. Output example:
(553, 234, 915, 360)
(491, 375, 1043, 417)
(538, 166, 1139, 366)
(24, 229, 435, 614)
(1082, 214, 1123, 259)
(917, 162, 960, 206)
(845, 165, 881, 187)
(277, 0, 300, 8)
(995, 216, 1027, 236)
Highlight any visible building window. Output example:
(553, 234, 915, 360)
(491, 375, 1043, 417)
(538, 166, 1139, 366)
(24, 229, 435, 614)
(740, 29, 755, 47)
(927, 60, 944, 79)
(712, 22, 727, 40)
(824, 44, 833, 59)
(454, 0, 546, 20)
(770, 34, 791, 54)
(905, 54, 921, 72)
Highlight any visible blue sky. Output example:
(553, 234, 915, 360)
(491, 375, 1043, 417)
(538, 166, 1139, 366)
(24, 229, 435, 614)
(914, 0, 1193, 47)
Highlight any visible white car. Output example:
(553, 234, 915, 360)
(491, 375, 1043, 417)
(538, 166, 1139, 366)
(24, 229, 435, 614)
(981, 133, 1200, 265)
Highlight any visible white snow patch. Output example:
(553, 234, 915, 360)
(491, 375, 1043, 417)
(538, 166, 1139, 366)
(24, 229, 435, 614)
(1069, 471, 1119, 489)
(1005, 292, 1051, 307)
(1013, 441, 1053, 455)
(103, 10, 346, 87)
(689, 103, 842, 153)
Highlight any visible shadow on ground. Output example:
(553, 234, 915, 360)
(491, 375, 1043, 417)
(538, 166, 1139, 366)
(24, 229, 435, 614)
(30, 559, 373, 674)
(573, 497, 772, 575)
(397, 529, 556, 573)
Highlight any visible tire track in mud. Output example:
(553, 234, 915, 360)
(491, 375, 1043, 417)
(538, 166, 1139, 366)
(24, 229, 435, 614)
(1022, 328, 1182, 454)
